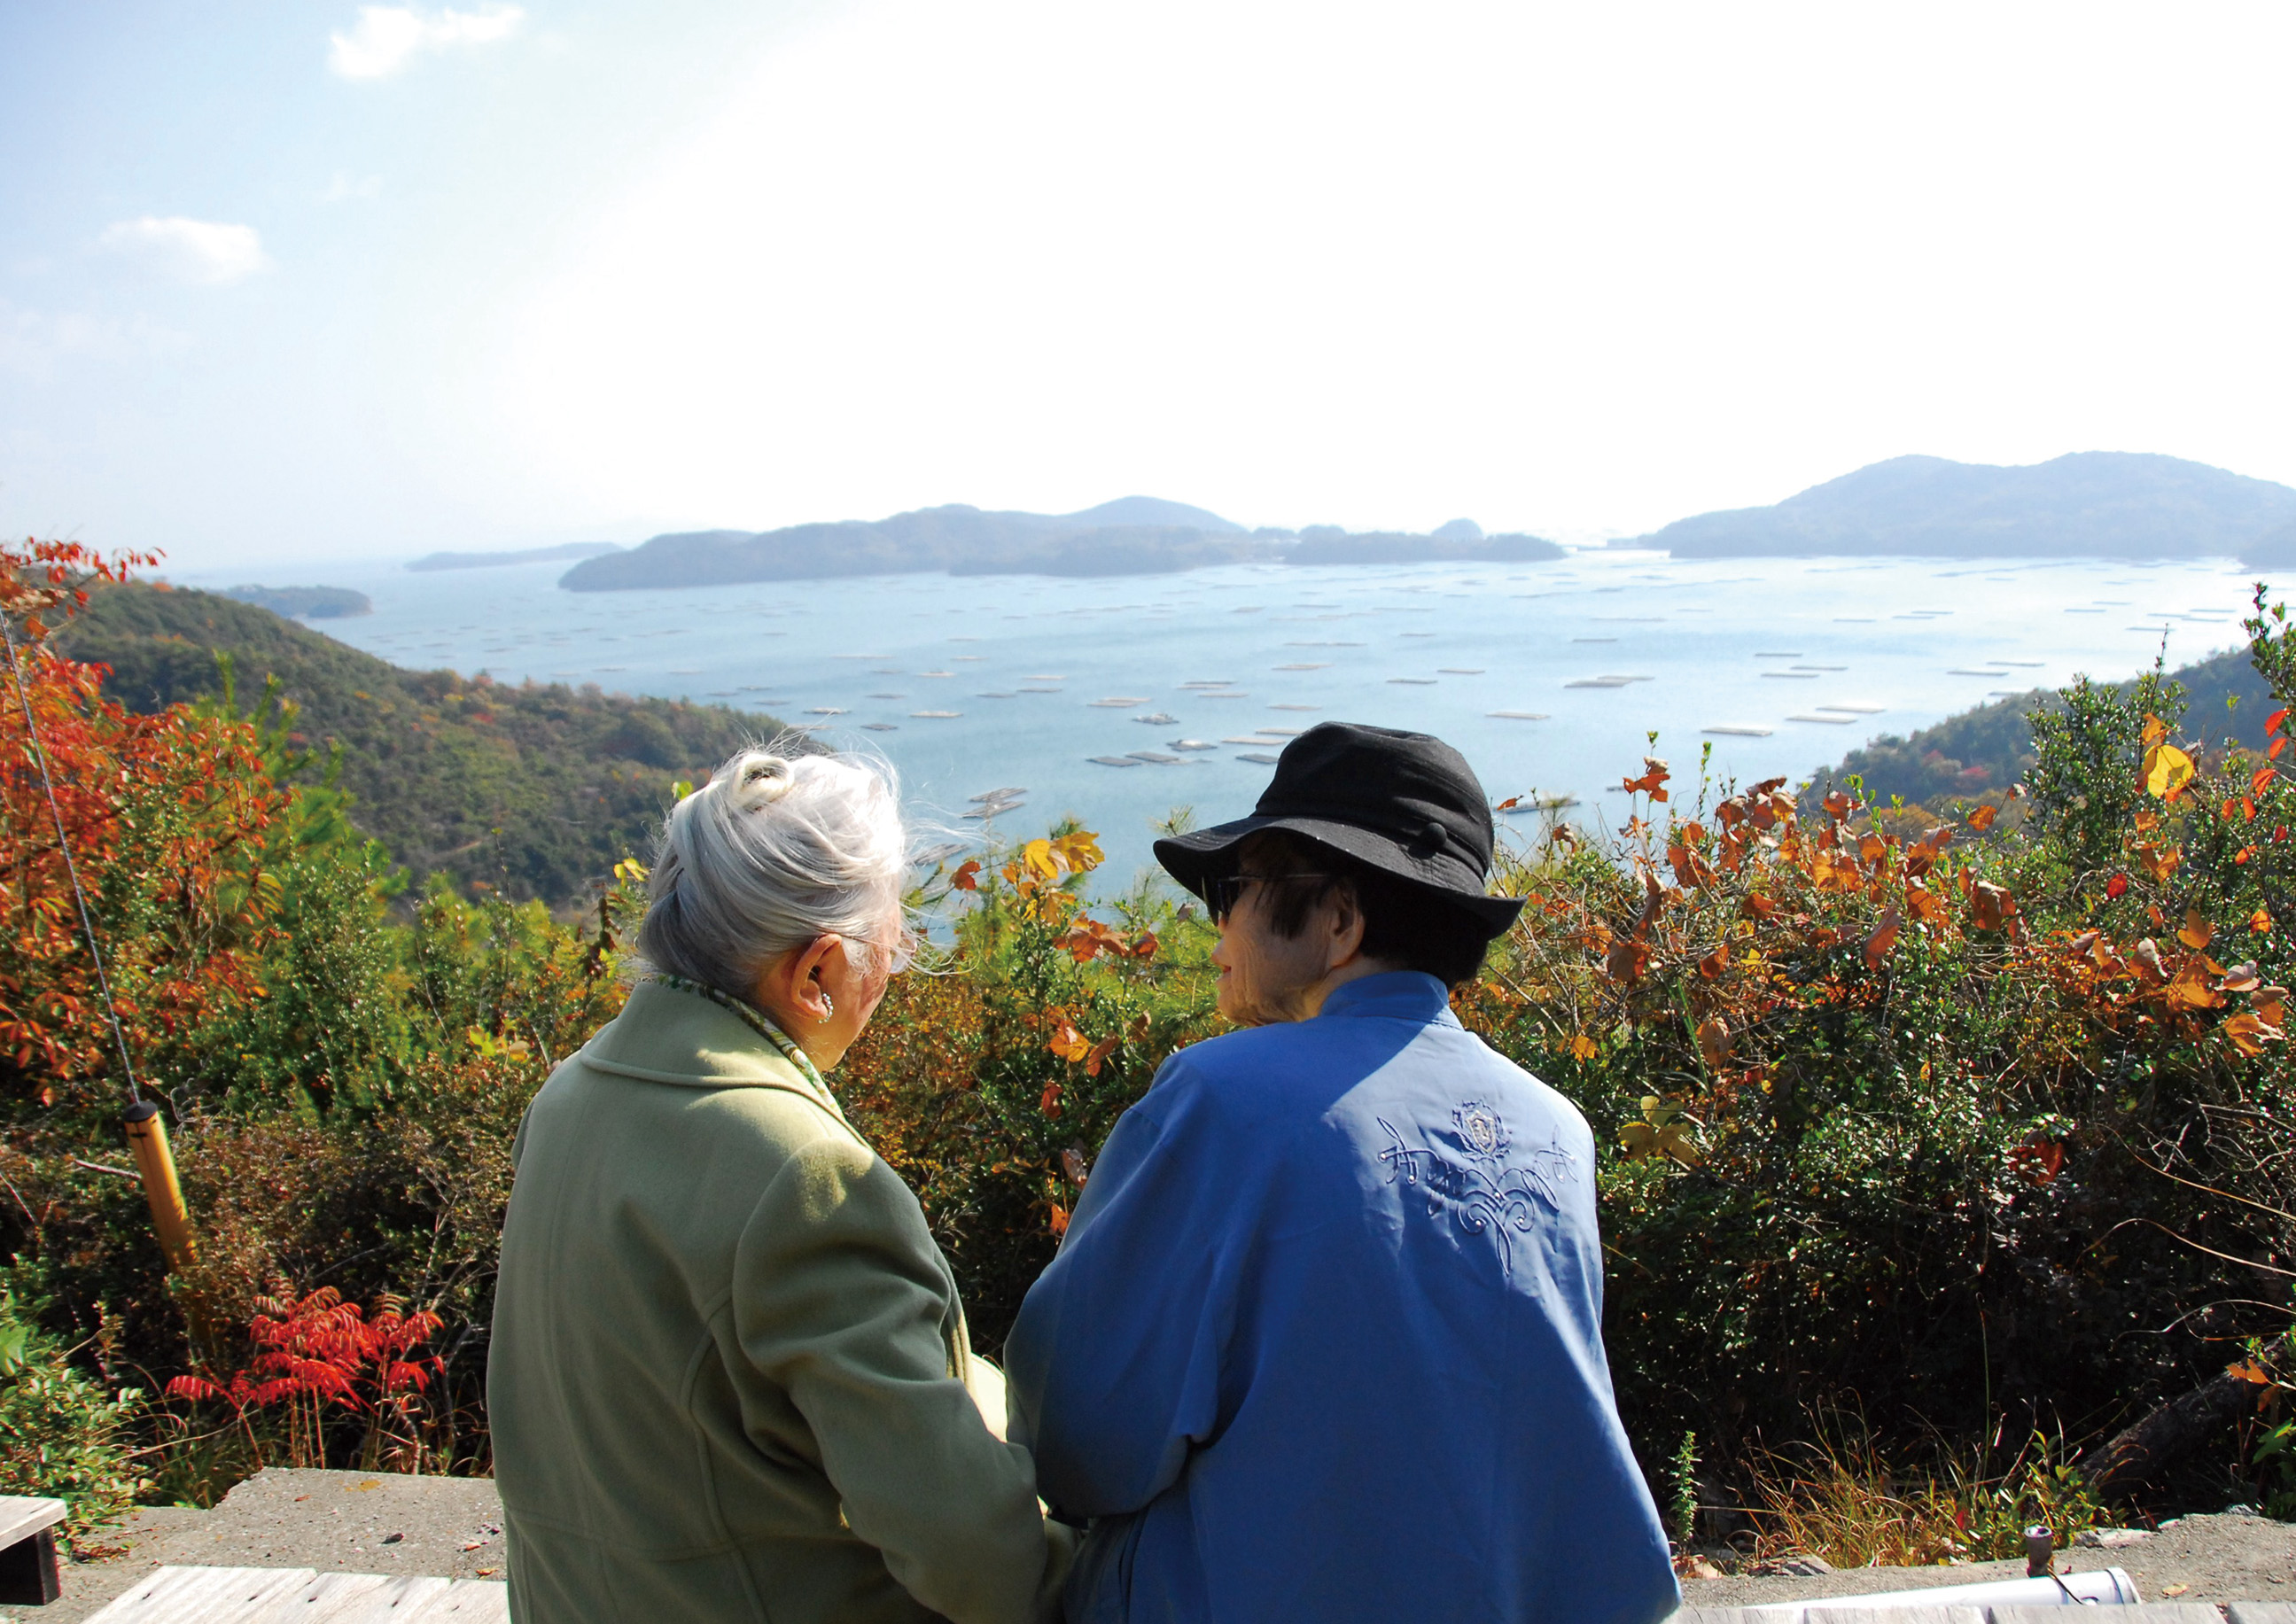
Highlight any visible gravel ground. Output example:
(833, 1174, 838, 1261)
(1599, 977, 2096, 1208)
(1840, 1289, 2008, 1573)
(1679, 1513, 2296, 1611)
(22, 1468, 505, 1624)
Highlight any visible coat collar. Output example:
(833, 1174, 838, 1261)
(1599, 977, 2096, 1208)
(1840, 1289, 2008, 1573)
(579, 978, 856, 1127)
(1315, 970, 1461, 1028)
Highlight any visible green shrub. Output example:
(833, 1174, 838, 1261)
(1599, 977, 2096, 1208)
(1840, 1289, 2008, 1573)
(0, 1265, 147, 1544)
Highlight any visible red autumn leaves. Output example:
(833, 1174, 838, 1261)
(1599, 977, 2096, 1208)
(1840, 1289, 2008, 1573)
(0, 535, 291, 1108)
(167, 1286, 444, 1415)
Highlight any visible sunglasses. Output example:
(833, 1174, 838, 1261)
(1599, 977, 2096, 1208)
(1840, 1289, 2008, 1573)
(1203, 872, 1342, 924)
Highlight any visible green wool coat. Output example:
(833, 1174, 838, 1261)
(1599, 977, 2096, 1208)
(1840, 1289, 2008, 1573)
(488, 979, 1070, 1623)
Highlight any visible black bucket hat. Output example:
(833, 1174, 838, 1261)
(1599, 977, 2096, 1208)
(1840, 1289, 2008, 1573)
(1154, 721, 1524, 936)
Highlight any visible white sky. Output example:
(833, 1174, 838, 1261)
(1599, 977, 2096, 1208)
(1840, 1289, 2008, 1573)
(4, 1, 2294, 571)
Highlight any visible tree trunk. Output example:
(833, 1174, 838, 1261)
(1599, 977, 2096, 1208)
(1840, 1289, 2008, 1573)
(2084, 1369, 2256, 1489)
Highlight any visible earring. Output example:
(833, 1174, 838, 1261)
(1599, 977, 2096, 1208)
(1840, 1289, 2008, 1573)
(818, 991, 835, 1022)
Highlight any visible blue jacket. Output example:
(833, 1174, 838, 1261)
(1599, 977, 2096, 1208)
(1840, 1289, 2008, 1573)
(1004, 972, 1678, 1624)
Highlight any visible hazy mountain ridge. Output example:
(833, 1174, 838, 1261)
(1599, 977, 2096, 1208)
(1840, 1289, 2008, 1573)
(1626, 452, 2296, 560)
(1286, 529, 1564, 565)
(558, 498, 1566, 588)
(559, 497, 1261, 589)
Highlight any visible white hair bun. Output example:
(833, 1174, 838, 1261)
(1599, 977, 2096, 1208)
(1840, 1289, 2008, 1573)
(638, 741, 907, 995)
(726, 752, 795, 812)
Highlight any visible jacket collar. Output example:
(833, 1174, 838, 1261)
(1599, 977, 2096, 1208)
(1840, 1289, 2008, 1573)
(1315, 970, 1460, 1028)
(579, 979, 855, 1126)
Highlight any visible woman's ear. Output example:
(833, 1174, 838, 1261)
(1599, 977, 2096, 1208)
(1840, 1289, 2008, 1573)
(765, 933, 841, 1022)
(1322, 885, 1368, 971)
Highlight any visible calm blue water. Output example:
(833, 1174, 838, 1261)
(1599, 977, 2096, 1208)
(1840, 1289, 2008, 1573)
(174, 550, 2257, 890)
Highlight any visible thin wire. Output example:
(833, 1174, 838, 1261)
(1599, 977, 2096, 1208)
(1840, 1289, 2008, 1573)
(1, 610, 142, 1103)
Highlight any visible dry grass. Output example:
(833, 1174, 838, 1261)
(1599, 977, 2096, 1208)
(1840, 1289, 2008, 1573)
(1737, 1430, 2106, 1567)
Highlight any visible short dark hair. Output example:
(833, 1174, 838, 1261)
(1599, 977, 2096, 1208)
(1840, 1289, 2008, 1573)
(1236, 830, 1495, 988)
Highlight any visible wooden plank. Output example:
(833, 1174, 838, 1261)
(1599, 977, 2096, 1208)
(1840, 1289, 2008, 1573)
(294, 1574, 458, 1623)
(243, 1570, 424, 1621)
(2227, 1605, 2296, 1624)
(1995, 1608, 2224, 1623)
(82, 1566, 512, 1624)
(399, 1580, 512, 1621)
(85, 1566, 317, 1622)
(0, 1494, 66, 1548)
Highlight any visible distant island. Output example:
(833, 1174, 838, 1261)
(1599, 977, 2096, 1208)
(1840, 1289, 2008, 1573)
(1288, 521, 1564, 565)
(409, 542, 624, 572)
(219, 584, 371, 618)
(559, 498, 1565, 590)
(1621, 451, 2296, 560)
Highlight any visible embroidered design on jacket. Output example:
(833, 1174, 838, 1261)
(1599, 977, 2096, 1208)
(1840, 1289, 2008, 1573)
(1376, 1102, 1576, 1278)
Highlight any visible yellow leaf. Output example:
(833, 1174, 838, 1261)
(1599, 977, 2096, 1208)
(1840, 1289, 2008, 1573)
(2178, 909, 2214, 951)
(1022, 839, 1062, 880)
(2142, 712, 2168, 749)
(2143, 743, 2195, 798)
(1569, 1034, 1599, 1061)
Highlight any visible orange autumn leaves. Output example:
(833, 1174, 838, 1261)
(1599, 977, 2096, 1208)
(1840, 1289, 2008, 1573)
(2057, 908, 2286, 1056)
(950, 827, 1164, 1118)
(1540, 720, 2296, 1175)
(1607, 766, 2016, 993)
(949, 829, 1108, 925)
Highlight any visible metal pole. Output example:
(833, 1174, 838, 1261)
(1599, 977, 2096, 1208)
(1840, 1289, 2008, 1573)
(121, 1100, 196, 1270)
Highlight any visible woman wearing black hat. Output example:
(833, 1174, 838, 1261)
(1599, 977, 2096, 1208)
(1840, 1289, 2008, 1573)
(1002, 723, 1679, 1624)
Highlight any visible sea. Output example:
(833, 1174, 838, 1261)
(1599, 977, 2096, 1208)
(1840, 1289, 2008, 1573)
(169, 549, 2262, 890)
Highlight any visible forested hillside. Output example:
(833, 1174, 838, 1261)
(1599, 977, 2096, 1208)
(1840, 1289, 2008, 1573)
(57, 585, 785, 905)
(1810, 641, 2270, 806)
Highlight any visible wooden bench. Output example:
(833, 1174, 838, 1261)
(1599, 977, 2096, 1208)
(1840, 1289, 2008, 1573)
(85, 1565, 510, 1620)
(0, 1495, 66, 1606)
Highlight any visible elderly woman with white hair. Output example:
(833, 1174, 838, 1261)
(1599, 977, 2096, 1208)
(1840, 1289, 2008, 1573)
(489, 745, 1070, 1624)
